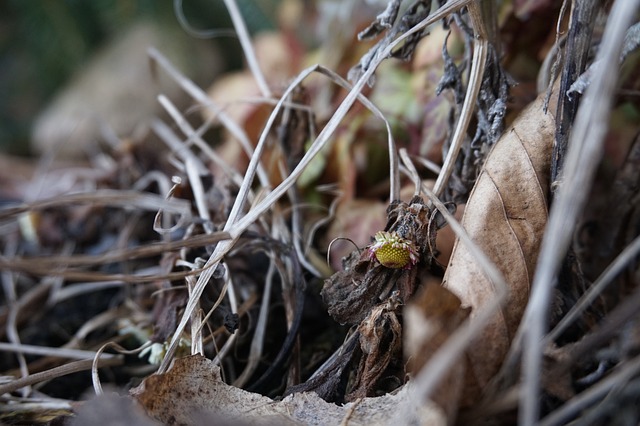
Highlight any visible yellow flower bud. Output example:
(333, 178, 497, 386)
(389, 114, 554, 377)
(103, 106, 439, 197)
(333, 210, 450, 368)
(368, 231, 418, 269)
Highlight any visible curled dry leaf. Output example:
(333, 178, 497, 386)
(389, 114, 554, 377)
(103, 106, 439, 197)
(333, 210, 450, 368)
(441, 88, 558, 404)
(348, 291, 404, 400)
(131, 354, 446, 425)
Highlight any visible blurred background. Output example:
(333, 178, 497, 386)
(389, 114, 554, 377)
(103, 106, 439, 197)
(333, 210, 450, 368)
(0, 0, 282, 155)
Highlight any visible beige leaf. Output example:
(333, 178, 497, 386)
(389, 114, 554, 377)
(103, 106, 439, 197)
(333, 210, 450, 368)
(131, 354, 446, 425)
(442, 88, 557, 404)
(405, 280, 470, 420)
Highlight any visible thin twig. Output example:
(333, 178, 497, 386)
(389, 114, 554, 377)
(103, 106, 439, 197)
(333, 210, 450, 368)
(397, 151, 422, 197)
(63, 307, 132, 348)
(173, 0, 237, 39)
(0, 190, 192, 224)
(153, 100, 246, 188)
(147, 48, 271, 187)
(0, 342, 119, 360)
(2, 236, 30, 397)
(187, 275, 204, 357)
(0, 357, 122, 396)
(563, 284, 640, 367)
(1, 232, 229, 270)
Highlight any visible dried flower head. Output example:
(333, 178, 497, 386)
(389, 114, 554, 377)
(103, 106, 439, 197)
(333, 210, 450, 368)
(368, 231, 418, 269)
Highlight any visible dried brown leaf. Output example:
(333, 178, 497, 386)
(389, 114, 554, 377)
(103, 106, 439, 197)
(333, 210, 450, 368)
(132, 355, 298, 425)
(131, 355, 446, 425)
(348, 292, 404, 400)
(404, 281, 470, 420)
(442, 89, 557, 403)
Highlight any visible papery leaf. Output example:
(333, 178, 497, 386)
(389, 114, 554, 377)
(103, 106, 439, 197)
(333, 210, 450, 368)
(442, 88, 557, 403)
(348, 292, 404, 400)
(132, 355, 446, 425)
(405, 281, 470, 420)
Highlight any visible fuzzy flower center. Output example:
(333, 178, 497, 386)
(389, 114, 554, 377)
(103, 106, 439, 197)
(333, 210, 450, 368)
(368, 231, 418, 269)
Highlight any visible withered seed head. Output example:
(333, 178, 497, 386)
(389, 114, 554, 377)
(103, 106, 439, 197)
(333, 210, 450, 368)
(368, 231, 418, 269)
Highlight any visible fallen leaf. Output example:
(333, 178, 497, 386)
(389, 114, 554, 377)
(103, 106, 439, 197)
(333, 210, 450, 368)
(205, 71, 263, 131)
(132, 355, 297, 425)
(132, 354, 446, 425)
(404, 280, 470, 421)
(204, 71, 272, 176)
(441, 87, 558, 404)
(348, 292, 404, 400)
